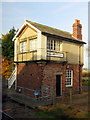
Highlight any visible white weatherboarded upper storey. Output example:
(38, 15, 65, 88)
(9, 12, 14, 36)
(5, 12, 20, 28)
(13, 20, 85, 65)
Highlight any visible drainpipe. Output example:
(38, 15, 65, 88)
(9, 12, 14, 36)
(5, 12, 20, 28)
(79, 45, 81, 94)
(15, 68, 17, 90)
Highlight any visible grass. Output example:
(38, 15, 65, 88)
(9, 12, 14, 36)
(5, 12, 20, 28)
(36, 104, 89, 119)
(35, 92, 89, 119)
(36, 106, 70, 119)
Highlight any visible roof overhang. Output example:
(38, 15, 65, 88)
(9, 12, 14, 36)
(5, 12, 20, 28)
(12, 20, 41, 41)
(42, 32, 86, 44)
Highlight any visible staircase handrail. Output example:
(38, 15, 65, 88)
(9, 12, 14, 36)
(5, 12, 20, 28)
(8, 67, 16, 81)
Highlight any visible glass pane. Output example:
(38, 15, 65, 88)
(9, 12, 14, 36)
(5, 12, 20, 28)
(66, 69, 73, 86)
(54, 40, 56, 50)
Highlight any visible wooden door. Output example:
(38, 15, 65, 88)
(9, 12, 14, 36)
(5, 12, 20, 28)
(56, 75, 61, 96)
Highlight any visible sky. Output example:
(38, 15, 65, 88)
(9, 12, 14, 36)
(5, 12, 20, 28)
(1, 1, 88, 68)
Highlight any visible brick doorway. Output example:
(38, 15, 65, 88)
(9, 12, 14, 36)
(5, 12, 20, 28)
(56, 75, 62, 97)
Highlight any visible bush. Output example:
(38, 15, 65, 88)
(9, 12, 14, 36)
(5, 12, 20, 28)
(82, 71, 90, 77)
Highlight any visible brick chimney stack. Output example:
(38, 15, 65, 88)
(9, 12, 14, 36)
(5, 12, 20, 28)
(72, 19, 82, 40)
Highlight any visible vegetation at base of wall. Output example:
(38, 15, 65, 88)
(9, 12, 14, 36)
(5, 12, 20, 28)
(82, 70, 90, 86)
(82, 70, 90, 77)
(82, 80, 90, 86)
(36, 104, 88, 119)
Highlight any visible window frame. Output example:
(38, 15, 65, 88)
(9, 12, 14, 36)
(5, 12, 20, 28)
(20, 41, 27, 53)
(66, 69, 73, 87)
(47, 39, 60, 51)
(29, 38, 37, 51)
(47, 39, 56, 51)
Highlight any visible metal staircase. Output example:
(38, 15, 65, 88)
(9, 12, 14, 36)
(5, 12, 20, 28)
(8, 66, 17, 89)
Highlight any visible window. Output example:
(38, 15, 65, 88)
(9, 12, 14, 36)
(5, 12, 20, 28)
(30, 38, 37, 51)
(66, 69, 73, 87)
(47, 39, 56, 50)
(20, 41, 27, 53)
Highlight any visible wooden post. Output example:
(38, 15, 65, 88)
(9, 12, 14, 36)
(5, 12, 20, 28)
(52, 77, 55, 105)
(52, 86, 55, 105)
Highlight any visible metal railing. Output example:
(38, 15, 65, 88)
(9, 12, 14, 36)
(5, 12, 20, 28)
(11, 85, 53, 101)
(8, 85, 53, 107)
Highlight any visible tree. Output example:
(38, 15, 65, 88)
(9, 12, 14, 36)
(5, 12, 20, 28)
(2, 27, 16, 60)
(2, 56, 15, 79)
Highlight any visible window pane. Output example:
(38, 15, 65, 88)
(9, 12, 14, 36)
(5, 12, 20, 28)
(51, 40, 53, 49)
(23, 42, 26, 52)
(20, 41, 26, 52)
(30, 39, 37, 51)
(47, 39, 56, 50)
(66, 69, 73, 86)
(54, 40, 56, 50)
(20, 43, 23, 52)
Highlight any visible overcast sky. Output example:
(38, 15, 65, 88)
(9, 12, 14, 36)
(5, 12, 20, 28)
(1, 1, 88, 68)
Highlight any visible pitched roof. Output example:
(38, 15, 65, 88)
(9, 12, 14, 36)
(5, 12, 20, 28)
(26, 20, 86, 44)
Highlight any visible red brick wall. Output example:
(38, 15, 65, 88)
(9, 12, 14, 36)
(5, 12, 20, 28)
(17, 63, 43, 89)
(42, 63, 82, 96)
(16, 62, 82, 97)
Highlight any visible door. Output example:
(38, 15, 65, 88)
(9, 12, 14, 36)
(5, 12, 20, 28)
(56, 75, 62, 96)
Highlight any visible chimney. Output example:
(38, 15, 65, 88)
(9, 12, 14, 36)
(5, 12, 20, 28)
(72, 19, 82, 40)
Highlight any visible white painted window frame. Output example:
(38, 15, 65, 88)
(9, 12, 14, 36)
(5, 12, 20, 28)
(29, 38, 37, 51)
(47, 39, 60, 51)
(47, 39, 56, 51)
(66, 69, 73, 87)
(20, 41, 27, 53)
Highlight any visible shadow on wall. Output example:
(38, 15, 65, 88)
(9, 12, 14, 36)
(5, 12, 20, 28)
(16, 54, 43, 97)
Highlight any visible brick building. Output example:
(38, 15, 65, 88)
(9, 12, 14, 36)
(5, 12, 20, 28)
(9, 19, 86, 98)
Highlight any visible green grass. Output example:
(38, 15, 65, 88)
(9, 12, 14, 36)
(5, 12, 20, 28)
(36, 111, 56, 119)
(35, 108, 70, 119)
(35, 106, 89, 119)
(82, 83, 90, 86)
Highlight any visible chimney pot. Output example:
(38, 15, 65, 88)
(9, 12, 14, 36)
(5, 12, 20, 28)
(75, 19, 80, 23)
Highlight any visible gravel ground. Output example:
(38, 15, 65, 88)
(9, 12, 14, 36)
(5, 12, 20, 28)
(2, 98, 37, 119)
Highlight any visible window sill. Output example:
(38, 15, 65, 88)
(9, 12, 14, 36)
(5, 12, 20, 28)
(19, 50, 37, 54)
(66, 85, 73, 88)
(47, 50, 60, 52)
(19, 51, 28, 54)
(30, 50, 37, 52)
